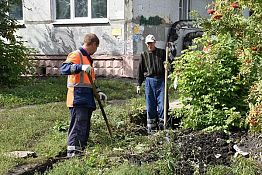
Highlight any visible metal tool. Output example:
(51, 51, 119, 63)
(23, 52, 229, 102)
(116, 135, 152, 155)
(86, 72, 113, 138)
(164, 43, 170, 130)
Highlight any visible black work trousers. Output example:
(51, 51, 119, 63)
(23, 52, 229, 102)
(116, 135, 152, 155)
(67, 107, 92, 153)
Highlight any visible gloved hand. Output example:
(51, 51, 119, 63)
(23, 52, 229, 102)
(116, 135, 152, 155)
(82, 65, 92, 73)
(136, 86, 141, 94)
(98, 91, 107, 102)
(163, 61, 171, 70)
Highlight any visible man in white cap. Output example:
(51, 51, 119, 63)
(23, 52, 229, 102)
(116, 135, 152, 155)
(136, 34, 171, 134)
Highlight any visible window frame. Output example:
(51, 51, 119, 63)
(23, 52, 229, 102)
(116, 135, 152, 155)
(179, 0, 191, 20)
(9, 0, 24, 24)
(52, 0, 109, 24)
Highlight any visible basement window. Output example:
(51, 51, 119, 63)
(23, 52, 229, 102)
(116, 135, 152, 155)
(54, 0, 108, 24)
(179, 0, 191, 20)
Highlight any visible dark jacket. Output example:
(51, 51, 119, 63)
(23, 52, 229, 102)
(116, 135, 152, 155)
(137, 47, 169, 86)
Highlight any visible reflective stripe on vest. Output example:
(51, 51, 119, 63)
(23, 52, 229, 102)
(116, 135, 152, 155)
(67, 50, 94, 88)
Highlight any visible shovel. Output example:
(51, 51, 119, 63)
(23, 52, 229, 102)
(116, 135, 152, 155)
(163, 43, 170, 130)
(86, 72, 113, 138)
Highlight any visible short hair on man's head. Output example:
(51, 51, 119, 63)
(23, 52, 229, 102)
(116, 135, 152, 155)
(83, 33, 99, 46)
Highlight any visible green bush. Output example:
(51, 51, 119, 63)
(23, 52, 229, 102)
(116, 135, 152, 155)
(172, 1, 262, 131)
(0, 0, 34, 86)
(247, 80, 262, 132)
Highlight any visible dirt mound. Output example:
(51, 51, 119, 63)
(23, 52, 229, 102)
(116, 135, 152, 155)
(172, 130, 238, 175)
(235, 133, 262, 163)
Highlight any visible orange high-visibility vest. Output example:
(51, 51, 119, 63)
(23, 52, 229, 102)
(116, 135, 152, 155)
(67, 51, 95, 87)
(66, 50, 96, 107)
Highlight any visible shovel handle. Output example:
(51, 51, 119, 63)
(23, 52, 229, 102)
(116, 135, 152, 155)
(86, 72, 113, 138)
(164, 45, 169, 130)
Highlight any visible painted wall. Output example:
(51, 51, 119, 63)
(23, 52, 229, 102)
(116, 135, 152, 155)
(132, 0, 180, 24)
(19, 0, 126, 56)
(130, 0, 213, 54)
(131, 0, 180, 54)
(16, 0, 212, 78)
(23, 1, 53, 22)
(17, 0, 131, 77)
(129, 0, 213, 77)
(191, 0, 213, 18)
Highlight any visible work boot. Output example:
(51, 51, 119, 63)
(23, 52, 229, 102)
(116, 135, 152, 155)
(147, 126, 158, 135)
(67, 148, 84, 158)
(158, 122, 164, 131)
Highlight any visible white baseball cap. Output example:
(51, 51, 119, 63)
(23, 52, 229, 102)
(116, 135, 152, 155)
(145, 34, 156, 44)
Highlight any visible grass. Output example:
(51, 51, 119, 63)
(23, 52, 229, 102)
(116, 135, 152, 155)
(0, 77, 67, 108)
(0, 96, 174, 174)
(206, 157, 262, 175)
(0, 77, 138, 174)
(0, 77, 260, 175)
(0, 77, 138, 109)
(47, 113, 175, 175)
(0, 103, 68, 174)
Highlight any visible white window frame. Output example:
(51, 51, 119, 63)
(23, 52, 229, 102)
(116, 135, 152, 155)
(179, 0, 191, 20)
(9, 0, 24, 24)
(52, 0, 109, 24)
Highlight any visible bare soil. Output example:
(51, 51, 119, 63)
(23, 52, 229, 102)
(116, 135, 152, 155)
(128, 109, 261, 175)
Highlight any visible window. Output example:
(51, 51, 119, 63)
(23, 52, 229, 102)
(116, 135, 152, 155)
(55, 0, 107, 21)
(179, 0, 191, 20)
(9, 0, 23, 21)
(91, 0, 107, 18)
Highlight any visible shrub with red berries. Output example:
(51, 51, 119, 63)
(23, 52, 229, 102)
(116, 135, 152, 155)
(207, 9, 215, 14)
(231, 2, 239, 9)
(172, 0, 262, 132)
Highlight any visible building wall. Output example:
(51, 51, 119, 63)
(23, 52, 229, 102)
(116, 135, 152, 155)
(191, 0, 213, 18)
(17, 0, 130, 77)
(16, 0, 211, 78)
(20, 0, 127, 56)
(129, 0, 181, 77)
(131, 0, 180, 52)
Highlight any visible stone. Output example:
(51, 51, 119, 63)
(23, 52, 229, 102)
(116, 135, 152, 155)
(5, 151, 37, 158)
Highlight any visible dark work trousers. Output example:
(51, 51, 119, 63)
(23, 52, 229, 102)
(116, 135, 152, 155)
(67, 107, 92, 153)
(145, 77, 169, 132)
